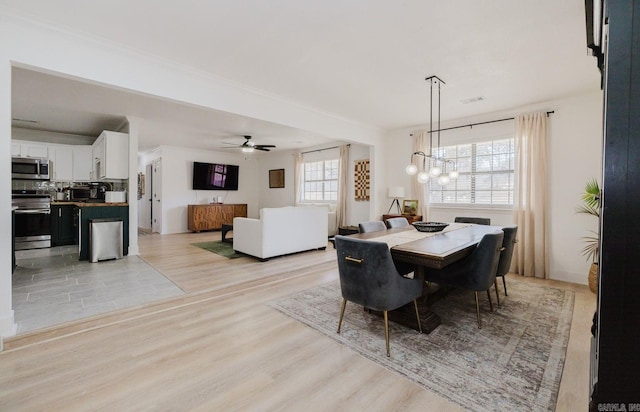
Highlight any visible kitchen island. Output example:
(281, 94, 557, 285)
(51, 202, 129, 261)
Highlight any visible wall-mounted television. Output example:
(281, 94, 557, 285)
(192, 162, 239, 191)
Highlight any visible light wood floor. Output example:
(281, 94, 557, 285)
(0, 231, 596, 411)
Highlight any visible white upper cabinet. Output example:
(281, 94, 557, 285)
(12, 133, 128, 182)
(11, 142, 21, 157)
(72, 146, 93, 181)
(13, 140, 97, 182)
(12, 141, 49, 158)
(50, 146, 74, 182)
(93, 131, 128, 180)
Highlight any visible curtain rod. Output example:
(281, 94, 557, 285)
(410, 111, 554, 136)
(301, 144, 349, 155)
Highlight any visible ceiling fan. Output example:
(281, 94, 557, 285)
(222, 135, 276, 152)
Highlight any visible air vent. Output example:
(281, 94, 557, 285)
(460, 96, 485, 104)
(12, 118, 39, 124)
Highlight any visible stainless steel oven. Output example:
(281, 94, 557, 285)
(12, 195, 51, 250)
(12, 157, 50, 180)
(12, 176, 52, 250)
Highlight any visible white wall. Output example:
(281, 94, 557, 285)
(139, 146, 260, 234)
(380, 90, 604, 285)
(0, 56, 15, 339)
(256, 142, 371, 226)
(258, 150, 296, 209)
(547, 92, 603, 284)
(124, 117, 140, 256)
(346, 143, 372, 226)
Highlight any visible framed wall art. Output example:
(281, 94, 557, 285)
(269, 168, 285, 188)
(354, 159, 370, 201)
(402, 199, 418, 215)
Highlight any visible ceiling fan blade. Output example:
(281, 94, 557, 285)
(255, 144, 276, 149)
(255, 147, 271, 151)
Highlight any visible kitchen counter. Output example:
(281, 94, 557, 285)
(52, 201, 128, 207)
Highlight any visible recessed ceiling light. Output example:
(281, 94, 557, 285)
(460, 96, 485, 104)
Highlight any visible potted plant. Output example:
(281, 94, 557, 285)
(578, 178, 600, 293)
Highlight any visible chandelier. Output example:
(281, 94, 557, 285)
(405, 75, 458, 186)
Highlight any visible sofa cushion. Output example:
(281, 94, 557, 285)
(297, 203, 337, 236)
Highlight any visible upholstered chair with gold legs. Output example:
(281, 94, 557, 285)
(422, 231, 504, 328)
(494, 225, 518, 304)
(358, 220, 387, 233)
(335, 236, 423, 357)
(385, 217, 410, 229)
(454, 216, 491, 225)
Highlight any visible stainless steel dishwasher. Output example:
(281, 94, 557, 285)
(89, 218, 123, 262)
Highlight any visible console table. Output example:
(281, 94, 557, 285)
(382, 214, 422, 224)
(187, 204, 247, 232)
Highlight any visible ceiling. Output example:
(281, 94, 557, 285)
(11, 68, 334, 152)
(5, 0, 600, 152)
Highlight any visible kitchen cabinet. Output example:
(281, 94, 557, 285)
(50, 146, 74, 181)
(72, 146, 92, 181)
(51, 204, 76, 246)
(11, 140, 49, 158)
(14, 140, 94, 182)
(93, 131, 128, 180)
(11, 142, 20, 157)
(92, 137, 103, 180)
(77, 204, 129, 261)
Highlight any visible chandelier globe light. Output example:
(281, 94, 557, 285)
(405, 75, 458, 186)
(417, 171, 430, 184)
(405, 164, 418, 175)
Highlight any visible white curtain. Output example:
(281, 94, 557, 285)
(411, 131, 430, 220)
(336, 144, 349, 227)
(513, 112, 548, 278)
(293, 152, 303, 205)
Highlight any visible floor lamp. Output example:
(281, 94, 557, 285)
(387, 186, 405, 214)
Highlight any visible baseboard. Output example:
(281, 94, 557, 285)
(549, 270, 588, 285)
(0, 310, 17, 342)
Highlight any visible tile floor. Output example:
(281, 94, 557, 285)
(12, 246, 185, 334)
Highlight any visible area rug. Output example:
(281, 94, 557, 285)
(191, 241, 244, 259)
(269, 280, 574, 412)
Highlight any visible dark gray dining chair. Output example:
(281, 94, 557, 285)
(422, 231, 504, 328)
(454, 217, 491, 225)
(335, 236, 423, 357)
(385, 217, 410, 229)
(494, 225, 518, 304)
(358, 220, 387, 233)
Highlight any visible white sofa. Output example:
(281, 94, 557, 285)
(299, 203, 337, 236)
(233, 206, 329, 260)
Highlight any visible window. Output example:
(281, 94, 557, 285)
(429, 138, 515, 206)
(302, 159, 338, 202)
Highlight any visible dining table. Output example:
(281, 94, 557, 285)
(345, 222, 504, 333)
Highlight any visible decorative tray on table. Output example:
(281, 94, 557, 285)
(412, 222, 449, 233)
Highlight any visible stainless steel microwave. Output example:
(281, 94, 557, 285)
(11, 157, 50, 180)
